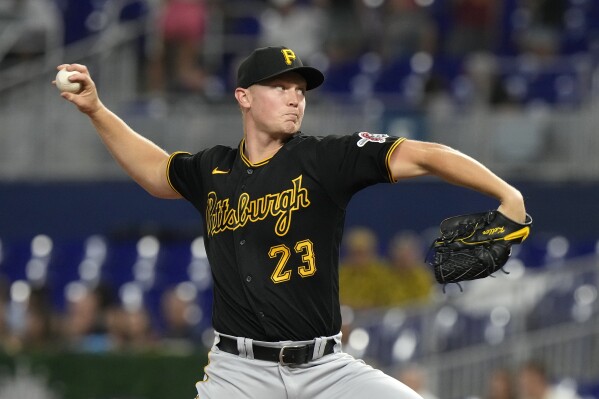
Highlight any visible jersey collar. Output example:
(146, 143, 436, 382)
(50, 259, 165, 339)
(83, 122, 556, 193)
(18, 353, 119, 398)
(239, 133, 302, 168)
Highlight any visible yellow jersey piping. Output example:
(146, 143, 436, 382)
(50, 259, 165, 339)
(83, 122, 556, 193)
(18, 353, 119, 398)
(385, 137, 407, 183)
(166, 151, 191, 196)
(239, 138, 275, 167)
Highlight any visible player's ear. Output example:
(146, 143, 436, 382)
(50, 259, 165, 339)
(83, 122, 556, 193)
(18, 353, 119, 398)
(235, 88, 251, 109)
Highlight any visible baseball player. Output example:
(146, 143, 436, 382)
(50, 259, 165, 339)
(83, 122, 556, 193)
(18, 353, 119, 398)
(56, 46, 527, 398)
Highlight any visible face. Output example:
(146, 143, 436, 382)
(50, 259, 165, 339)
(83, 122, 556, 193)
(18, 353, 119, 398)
(239, 72, 307, 137)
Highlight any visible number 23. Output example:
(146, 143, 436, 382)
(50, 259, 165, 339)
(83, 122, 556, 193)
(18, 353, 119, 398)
(269, 239, 316, 283)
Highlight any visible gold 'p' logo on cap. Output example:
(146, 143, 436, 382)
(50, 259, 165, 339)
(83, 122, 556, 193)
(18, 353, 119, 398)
(281, 49, 296, 65)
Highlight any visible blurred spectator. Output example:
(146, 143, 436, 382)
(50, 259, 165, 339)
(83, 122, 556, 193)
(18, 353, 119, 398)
(386, 231, 435, 306)
(517, 360, 582, 399)
(146, 0, 209, 93)
(0, 278, 9, 349)
(0, 0, 63, 67)
(378, 0, 437, 61)
(3, 283, 55, 352)
(339, 227, 395, 309)
(258, 0, 327, 59)
(396, 364, 439, 399)
(446, 0, 500, 57)
(20, 287, 55, 350)
(516, 0, 567, 59)
(486, 368, 516, 399)
(120, 306, 158, 352)
(158, 284, 204, 352)
(323, 0, 365, 63)
(61, 283, 116, 352)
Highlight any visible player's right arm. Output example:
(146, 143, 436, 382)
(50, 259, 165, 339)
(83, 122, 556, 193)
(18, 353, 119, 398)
(55, 64, 181, 199)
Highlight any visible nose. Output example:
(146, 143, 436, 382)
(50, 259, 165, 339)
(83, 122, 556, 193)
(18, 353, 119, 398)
(287, 90, 300, 107)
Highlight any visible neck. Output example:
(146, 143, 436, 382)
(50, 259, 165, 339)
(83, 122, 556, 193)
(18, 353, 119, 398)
(243, 132, 289, 165)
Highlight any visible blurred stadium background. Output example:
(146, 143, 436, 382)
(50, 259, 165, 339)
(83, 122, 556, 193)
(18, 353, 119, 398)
(0, 0, 598, 398)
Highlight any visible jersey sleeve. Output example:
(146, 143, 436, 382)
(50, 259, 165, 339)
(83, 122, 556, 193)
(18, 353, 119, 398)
(166, 150, 204, 202)
(315, 132, 405, 207)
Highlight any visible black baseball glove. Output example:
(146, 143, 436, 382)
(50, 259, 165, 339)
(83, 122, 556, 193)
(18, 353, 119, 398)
(429, 210, 532, 286)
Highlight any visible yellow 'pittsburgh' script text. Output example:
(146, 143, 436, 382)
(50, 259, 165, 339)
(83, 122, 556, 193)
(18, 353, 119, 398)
(206, 175, 310, 237)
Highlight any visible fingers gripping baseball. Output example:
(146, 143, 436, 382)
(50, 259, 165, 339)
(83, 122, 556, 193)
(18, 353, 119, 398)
(54, 64, 103, 115)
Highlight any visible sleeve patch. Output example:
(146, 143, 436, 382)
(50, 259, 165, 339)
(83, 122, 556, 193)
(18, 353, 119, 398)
(357, 132, 389, 147)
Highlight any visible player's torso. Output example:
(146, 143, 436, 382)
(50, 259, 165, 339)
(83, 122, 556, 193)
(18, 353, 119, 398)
(198, 136, 344, 340)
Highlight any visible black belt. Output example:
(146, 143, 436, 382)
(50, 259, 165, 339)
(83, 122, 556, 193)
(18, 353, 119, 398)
(216, 335, 336, 366)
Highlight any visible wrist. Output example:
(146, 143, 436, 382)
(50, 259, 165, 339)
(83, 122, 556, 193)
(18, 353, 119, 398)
(87, 102, 107, 119)
(498, 189, 526, 223)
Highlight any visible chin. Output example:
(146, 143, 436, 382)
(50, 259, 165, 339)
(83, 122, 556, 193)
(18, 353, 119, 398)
(280, 123, 300, 134)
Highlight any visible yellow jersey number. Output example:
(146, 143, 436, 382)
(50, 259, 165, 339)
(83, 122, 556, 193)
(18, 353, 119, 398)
(269, 239, 316, 284)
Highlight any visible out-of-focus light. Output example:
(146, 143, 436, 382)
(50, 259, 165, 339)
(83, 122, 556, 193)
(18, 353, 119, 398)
(10, 280, 31, 303)
(120, 282, 144, 312)
(184, 304, 203, 325)
(191, 237, 207, 259)
(79, 259, 101, 282)
(188, 259, 211, 290)
(392, 329, 417, 361)
(411, 52, 433, 74)
(360, 52, 382, 74)
(65, 281, 88, 303)
(547, 236, 569, 258)
(490, 307, 511, 327)
(134, 259, 155, 286)
(348, 328, 370, 352)
(85, 235, 107, 262)
(26, 258, 47, 283)
(137, 235, 160, 258)
(435, 306, 458, 329)
(176, 282, 198, 302)
(574, 285, 597, 306)
(383, 308, 406, 330)
(341, 305, 355, 326)
(31, 235, 53, 258)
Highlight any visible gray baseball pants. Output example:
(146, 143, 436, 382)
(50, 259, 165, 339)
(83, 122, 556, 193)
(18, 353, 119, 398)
(195, 332, 423, 399)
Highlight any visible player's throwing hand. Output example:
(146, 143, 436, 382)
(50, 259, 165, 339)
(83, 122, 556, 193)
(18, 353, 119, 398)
(54, 64, 103, 115)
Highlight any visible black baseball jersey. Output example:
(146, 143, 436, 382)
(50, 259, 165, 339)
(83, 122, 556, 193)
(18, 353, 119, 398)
(167, 131, 405, 341)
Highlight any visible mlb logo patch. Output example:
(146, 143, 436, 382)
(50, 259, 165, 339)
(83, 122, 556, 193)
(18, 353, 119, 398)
(357, 132, 389, 147)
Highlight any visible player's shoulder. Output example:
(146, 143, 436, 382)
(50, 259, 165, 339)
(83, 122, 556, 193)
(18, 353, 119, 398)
(179, 144, 238, 161)
(170, 145, 238, 173)
(290, 132, 354, 146)
(203, 144, 238, 157)
(291, 131, 394, 148)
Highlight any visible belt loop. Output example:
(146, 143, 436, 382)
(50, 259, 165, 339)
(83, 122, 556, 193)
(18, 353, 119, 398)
(312, 337, 327, 360)
(237, 337, 247, 358)
(244, 338, 254, 360)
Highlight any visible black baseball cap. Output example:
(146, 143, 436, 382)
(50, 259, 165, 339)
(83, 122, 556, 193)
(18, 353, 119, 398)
(237, 46, 325, 91)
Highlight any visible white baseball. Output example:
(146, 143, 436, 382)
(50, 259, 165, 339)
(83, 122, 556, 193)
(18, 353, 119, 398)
(56, 69, 82, 93)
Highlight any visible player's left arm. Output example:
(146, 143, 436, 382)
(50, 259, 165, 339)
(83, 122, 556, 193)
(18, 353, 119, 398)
(388, 139, 526, 223)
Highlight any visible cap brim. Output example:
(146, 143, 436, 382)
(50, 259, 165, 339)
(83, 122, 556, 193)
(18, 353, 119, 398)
(254, 66, 325, 91)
